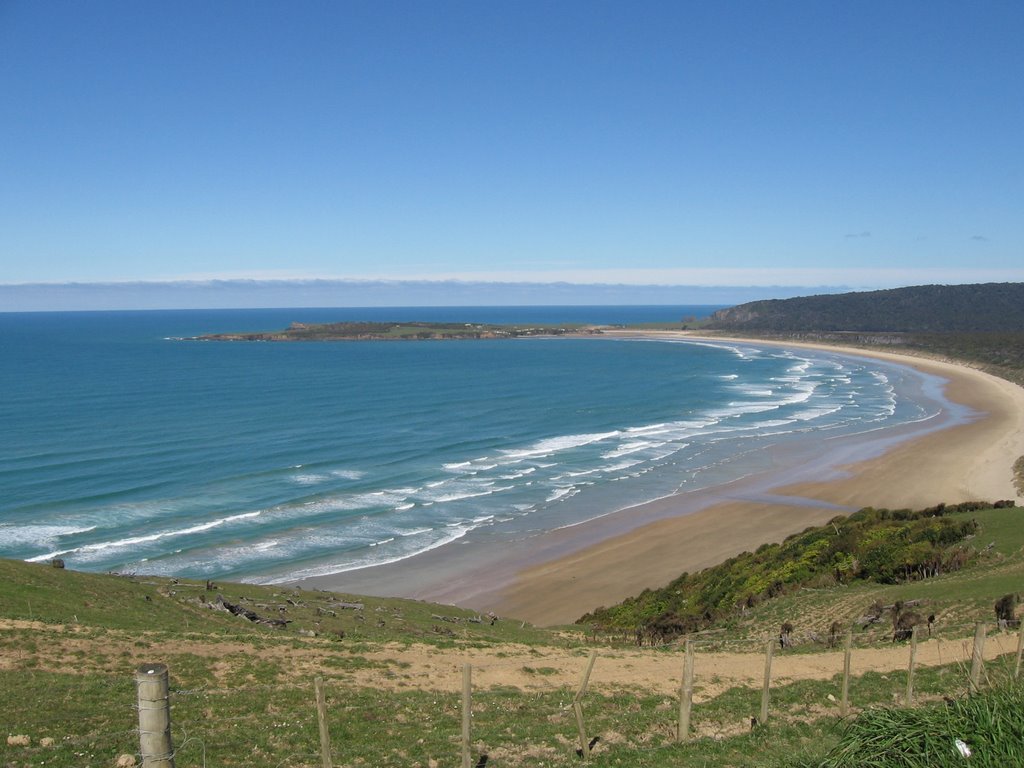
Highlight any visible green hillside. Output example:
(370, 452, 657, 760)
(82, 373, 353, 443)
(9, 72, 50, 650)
(580, 502, 1019, 644)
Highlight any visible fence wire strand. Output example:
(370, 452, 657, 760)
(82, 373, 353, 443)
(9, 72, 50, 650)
(5, 621, 1022, 768)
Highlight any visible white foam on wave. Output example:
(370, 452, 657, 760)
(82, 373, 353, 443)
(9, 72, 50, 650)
(601, 459, 644, 473)
(780, 383, 819, 405)
(546, 486, 579, 503)
(292, 467, 366, 484)
(791, 405, 845, 421)
(299, 488, 415, 515)
(678, 340, 752, 360)
(257, 523, 476, 584)
(166, 509, 455, 578)
(27, 511, 262, 563)
(426, 485, 513, 504)
(330, 469, 366, 480)
(732, 384, 775, 397)
(746, 419, 796, 431)
(0, 524, 97, 549)
(553, 467, 603, 480)
(501, 430, 621, 460)
(625, 422, 673, 436)
(648, 445, 686, 462)
(717, 402, 783, 417)
(499, 467, 536, 480)
(601, 440, 658, 459)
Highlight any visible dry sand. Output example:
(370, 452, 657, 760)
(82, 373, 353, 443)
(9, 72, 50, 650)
(484, 335, 1024, 626)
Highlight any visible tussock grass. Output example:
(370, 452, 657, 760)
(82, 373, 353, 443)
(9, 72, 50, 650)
(812, 680, 1024, 767)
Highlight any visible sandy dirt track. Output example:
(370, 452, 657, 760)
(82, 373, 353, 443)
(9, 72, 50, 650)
(3, 619, 1019, 701)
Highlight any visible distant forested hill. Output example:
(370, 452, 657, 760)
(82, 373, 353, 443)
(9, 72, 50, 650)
(704, 283, 1024, 386)
(707, 283, 1024, 333)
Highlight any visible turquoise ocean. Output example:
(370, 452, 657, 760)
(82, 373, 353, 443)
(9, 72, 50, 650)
(0, 307, 965, 587)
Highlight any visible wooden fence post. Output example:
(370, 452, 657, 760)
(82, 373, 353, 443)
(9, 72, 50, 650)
(840, 630, 852, 718)
(314, 677, 333, 768)
(677, 640, 695, 742)
(1015, 625, 1024, 680)
(905, 626, 919, 706)
(970, 623, 986, 692)
(135, 663, 175, 768)
(573, 651, 598, 759)
(462, 664, 472, 768)
(759, 639, 774, 725)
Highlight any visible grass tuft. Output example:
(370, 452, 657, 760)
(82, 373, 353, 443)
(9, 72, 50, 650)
(815, 680, 1024, 767)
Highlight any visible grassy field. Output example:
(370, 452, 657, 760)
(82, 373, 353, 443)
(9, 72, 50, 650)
(3, 504, 1024, 768)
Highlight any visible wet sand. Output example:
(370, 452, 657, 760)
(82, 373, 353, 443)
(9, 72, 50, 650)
(300, 336, 1024, 626)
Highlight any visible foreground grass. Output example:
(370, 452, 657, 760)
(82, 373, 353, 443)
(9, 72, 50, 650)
(809, 678, 1024, 767)
(3, 502, 1024, 767)
(5, 630, 1021, 768)
(0, 666, 835, 767)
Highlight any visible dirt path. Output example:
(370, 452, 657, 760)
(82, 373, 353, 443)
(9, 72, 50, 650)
(3, 619, 1018, 700)
(354, 632, 1019, 699)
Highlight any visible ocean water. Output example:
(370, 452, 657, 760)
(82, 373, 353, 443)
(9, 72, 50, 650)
(0, 306, 959, 585)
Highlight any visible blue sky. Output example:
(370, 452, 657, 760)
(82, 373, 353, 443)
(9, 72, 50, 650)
(1, 1, 1022, 305)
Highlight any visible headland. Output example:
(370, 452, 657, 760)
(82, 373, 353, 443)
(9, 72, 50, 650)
(189, 320, 602, 342)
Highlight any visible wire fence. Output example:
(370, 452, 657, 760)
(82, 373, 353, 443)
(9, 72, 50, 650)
(5, 621, 1023, 767)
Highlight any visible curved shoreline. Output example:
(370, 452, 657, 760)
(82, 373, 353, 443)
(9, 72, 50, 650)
(298, 334, 1024, 626)
(478, 333, 1024, 625)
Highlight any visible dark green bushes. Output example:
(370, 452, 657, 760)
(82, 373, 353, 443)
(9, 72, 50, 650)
(580, 502, 1016, 641)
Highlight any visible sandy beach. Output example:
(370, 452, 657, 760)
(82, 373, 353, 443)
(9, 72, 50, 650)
(481, 334, 1024, 625)
(301, 335, 1024, 627)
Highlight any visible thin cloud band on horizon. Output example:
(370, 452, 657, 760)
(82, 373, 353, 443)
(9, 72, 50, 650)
(6, 266, 1024, 288)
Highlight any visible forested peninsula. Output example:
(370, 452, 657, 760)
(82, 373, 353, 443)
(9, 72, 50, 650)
(705, 282, 1024, 386)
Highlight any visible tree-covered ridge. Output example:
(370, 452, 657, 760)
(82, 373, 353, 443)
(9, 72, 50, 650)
(578, 501, 1016, 642)
(707, 283, 1024, 333)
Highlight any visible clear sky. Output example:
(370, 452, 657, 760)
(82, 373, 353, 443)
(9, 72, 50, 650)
(1, 1, 1022, 300)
